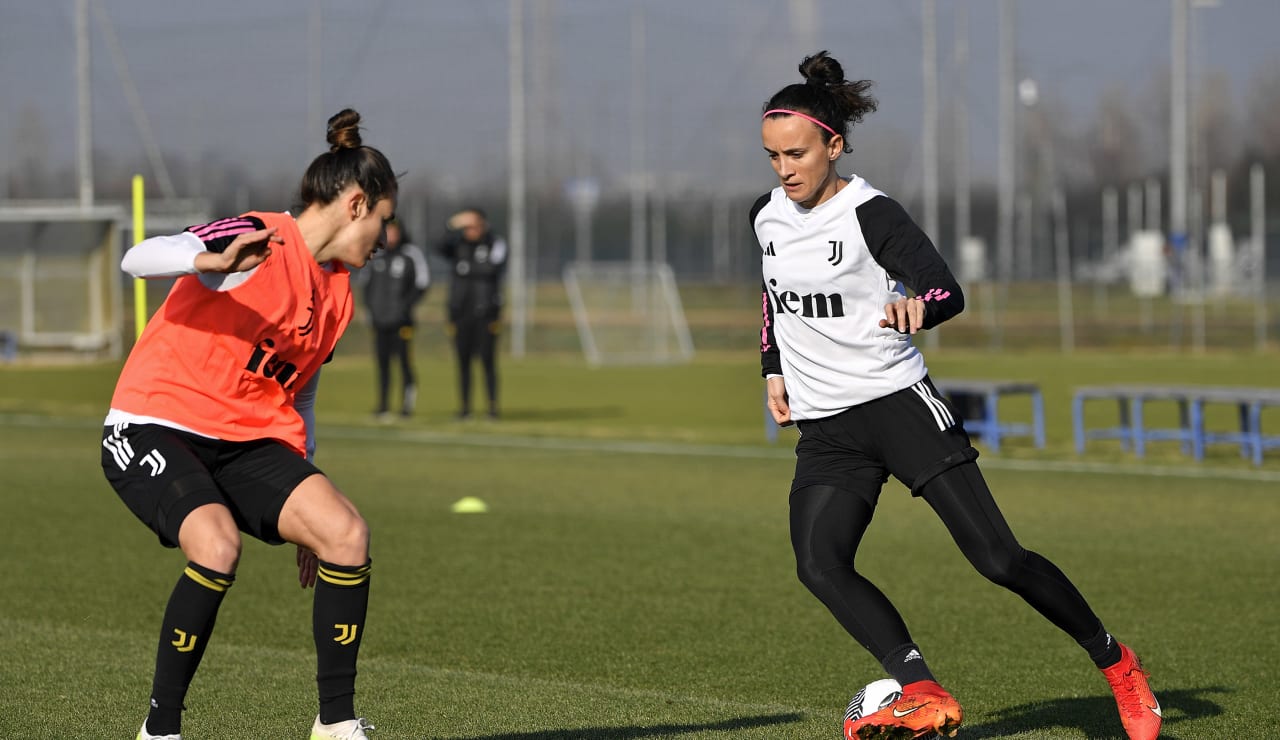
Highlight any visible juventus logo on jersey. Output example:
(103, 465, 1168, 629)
(827, 240, 844, 266)
(297, 286, 317, 336)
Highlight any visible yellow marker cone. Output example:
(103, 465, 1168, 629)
(451, 496, 489, 514)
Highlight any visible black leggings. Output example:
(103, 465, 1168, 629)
(790, 463, 1103, 663)
(453, 316, 498, 413)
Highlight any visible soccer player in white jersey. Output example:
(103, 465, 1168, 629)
(753, 51, 1160, 740)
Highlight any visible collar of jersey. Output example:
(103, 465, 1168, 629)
(788, 176, 854, 217)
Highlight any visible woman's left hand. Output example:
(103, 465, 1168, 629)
(297, 545, 319, 589)
(879, 296, 925, 334)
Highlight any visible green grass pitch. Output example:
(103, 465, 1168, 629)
(0, 349, 1275, 738)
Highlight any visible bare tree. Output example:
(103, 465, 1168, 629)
(1245, 63, 1280, 161)
(1195, 71, 1236, 176)
(8, 107, 54, 198)
(1088, 87, 1144, 188)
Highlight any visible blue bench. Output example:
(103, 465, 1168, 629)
(1072, 385, 1280, 465)
(934, 379, 1046, 453)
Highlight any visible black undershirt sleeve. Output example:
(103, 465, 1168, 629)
(857, 195, 964, 330)
(749, 193, 782, 377)
(185, 215, 267, 254)
(760, 279, 782, 377)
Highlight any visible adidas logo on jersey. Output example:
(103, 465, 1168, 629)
(904, 649, 923, 662)
(766, 279, 845, 319)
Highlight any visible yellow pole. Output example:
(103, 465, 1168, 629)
(131, 175, 146, 339)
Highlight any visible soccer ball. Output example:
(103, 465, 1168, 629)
(845, 678, 903, 723)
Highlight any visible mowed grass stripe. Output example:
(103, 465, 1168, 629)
(6, 410, 1280, 483)
(1, 616, 819, 739)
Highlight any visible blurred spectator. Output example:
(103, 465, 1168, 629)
(362, 218, 429, 420)
(437, 208, 506, 420)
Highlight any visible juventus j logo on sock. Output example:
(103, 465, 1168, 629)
(333, 623, 360, 645)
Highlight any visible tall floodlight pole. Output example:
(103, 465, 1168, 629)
(922, 0, 939, 248)
(76, 0, 93, 208)
(921, 0, 939, 349)
(630, 6, 647, 272)
(1252, 164, 1266, 351)
(629, 6, 648, 308)
(1053, 189, 1074, 353)
(1101, 187, 1118, 311)
(92, 0, 177, 200)
(509, 0, 528, 357)
(1170, 0, 1189, 248)
(953, 3, 970, 253)
(527, 0, 554, 327)
(996, 0, 1016, 345)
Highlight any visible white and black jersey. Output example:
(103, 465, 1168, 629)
(752, 175, 963, 421)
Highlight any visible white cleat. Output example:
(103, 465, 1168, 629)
(310, 715, 375, 740)
(137, 720, 181, 740)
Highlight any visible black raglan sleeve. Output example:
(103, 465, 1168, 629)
(857, 195, 964, 330)
(184, 215, 267, 253)
(749, 193, 783, 377)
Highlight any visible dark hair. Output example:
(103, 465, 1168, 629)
(458, 206, 488, 222)
(762, 51, 878, 153)
(299, 108, 398, 207)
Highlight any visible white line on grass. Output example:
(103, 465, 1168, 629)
(1, 616, 823, 720)
(7, 412, 1280, 483)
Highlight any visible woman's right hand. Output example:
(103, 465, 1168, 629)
(194, 227, 282, 274)
(767, 375, 792, 426)
(296, 545, 319, 589)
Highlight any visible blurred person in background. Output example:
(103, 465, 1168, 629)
(361, 217, 429, 421)
(754, 52, 1160, 740)
(437, 207, 506, 420)
(101, 109, 392, 740)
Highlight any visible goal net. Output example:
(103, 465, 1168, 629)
(0, 204, 127, 360)
(562, 261, 694, 366)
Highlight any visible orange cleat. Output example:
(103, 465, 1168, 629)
(1101, 643, 1162, 740)
(845, 679, 962, 739)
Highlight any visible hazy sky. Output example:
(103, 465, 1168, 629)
(3, 0, 1279, 202)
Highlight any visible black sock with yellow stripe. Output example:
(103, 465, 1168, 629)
(314, 559, 372, 724)
(147, 562, 234, 735)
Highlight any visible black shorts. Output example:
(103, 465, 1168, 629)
(791, 375, 978, 502)
(101, 423, 322, 548)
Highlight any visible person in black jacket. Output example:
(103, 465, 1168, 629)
(362, 218, 429, 420)
(438, 208, 506, 420)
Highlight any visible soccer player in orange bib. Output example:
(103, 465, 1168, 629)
(753, 53, 1160, 740)
(102, 109, 395, 740)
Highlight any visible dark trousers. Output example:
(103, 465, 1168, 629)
(373, 324, 415, 414)
(453, 316, 498, 415)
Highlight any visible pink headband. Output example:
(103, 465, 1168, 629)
(762, 108, 839, 137)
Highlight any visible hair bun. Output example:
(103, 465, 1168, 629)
(799, 50, 844, 88)
(326, 108, 363, 153)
